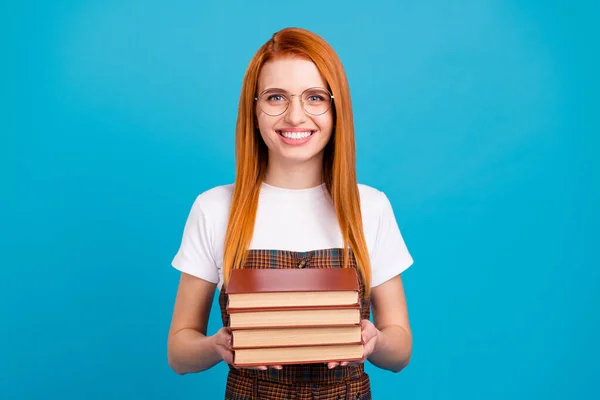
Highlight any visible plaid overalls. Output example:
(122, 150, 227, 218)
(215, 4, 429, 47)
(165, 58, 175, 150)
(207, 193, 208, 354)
(219, 248, 372, 400)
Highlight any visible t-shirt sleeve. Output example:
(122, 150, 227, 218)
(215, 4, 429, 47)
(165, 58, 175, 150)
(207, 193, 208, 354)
(370, 191, 414, 287)
(171, 196, 219, 284)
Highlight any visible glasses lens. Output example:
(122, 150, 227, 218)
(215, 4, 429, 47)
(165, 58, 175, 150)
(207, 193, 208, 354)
(302, 88, 332, 115)
(258, 89, 288, 116)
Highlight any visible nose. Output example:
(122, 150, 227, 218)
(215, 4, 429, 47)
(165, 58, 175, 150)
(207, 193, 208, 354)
(283, 95, 307, 125)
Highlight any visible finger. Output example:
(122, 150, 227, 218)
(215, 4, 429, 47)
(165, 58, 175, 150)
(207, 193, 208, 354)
(362, 326, 378, 343)
(340, 361, 349, 366)
(242, 365, 268, 371)
(269, 365, 283, 370)
(362, 340, 376, 361)
(216, 338, 233, 350)
(327, 362, 339, 369)
(360, 319, 374, 332)
(360, 326, 369, 343)
(222, 350, 234, 365)
(222, 333, 234, 349)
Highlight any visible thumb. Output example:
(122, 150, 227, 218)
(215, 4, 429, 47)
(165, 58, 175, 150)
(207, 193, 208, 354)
(216, 330, 232, 348)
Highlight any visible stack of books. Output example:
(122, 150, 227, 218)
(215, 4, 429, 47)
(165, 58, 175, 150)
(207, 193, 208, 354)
(225, 267, 364, 367)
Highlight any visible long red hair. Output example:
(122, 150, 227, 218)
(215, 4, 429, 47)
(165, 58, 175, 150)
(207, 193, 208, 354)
(222, 27, 372, 294)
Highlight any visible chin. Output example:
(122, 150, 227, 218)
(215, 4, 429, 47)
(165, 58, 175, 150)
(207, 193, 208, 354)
(275, 146, 326, 165)
(280, 151, 321, 164)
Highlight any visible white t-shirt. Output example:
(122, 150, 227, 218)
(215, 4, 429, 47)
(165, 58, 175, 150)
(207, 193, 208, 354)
(171, 182, 413, 291)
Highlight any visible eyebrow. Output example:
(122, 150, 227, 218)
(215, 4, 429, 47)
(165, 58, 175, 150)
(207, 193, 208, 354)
(258, 86, 324, 94)
(259, 87, 292, 94)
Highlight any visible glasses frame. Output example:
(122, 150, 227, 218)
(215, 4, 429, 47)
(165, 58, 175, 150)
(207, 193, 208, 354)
(254, 87, 334, 117)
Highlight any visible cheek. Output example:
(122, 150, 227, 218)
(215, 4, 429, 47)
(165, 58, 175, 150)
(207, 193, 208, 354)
(256, 115, 279, 145)
(255, 114, 268, 134)
(257, 112, 275, 131)
(316, 115, 334, 138)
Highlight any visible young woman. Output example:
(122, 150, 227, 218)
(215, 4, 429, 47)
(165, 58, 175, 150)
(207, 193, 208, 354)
(168, 27, 414, 399)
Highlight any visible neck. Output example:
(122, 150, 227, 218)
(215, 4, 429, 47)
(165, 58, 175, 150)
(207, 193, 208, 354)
(263, 155, 324, 189)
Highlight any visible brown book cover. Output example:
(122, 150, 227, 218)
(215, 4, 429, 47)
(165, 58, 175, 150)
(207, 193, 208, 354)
(225, 267, 360, 295)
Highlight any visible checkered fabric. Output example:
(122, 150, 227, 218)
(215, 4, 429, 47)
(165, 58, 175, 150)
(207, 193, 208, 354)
(219, 248, 372, 400)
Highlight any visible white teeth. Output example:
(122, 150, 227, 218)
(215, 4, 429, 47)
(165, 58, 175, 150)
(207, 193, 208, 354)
(279, 131, 313, 139)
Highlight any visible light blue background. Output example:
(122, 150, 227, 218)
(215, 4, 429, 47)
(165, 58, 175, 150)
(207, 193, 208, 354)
(2, 0, 598, 399)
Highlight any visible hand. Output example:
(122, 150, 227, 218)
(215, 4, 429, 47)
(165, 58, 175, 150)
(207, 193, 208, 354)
(212, 327, 282, 371)
(327, 319, 379, 369)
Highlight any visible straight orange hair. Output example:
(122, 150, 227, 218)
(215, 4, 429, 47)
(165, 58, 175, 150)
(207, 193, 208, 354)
(222, 27, 372, 294)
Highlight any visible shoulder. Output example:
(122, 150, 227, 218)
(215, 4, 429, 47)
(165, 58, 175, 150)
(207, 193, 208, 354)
(356, 183, 390, 241)
(357, 183, 384, 200)
(356, 182, 400, 247)
(171, 184, 234, 286)
(182, 184, 234, 237)
(357, 183, 414, 286)
(357, 183, 389, 217)
(188, 183, 234, 217)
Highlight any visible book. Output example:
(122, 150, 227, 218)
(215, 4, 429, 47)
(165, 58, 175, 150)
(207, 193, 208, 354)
(233, 344, 364, 367)
(231, 325, 362, 348)
(225, 267, 364, 366)
(227, 290, 359, 310)
(226, 267, 361, 311)
(228, 307, 361, 329)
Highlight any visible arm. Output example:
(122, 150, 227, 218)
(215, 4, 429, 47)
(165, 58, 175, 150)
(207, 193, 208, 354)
(331, 274, 412, 372)
(167, 272, 232, 375)
(367, 274, 413, 372)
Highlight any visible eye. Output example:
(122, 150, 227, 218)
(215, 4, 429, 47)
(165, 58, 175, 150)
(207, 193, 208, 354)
(306, 95, 325, 102)
(303, 89, 330, 103)
(267, 94, 285, 102)
(263, 91, 289, 104)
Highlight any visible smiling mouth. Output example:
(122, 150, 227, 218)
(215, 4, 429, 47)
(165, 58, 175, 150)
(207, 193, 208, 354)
(277, 130, 315, 140)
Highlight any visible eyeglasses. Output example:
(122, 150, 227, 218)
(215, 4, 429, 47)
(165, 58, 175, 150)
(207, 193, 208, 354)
(255, 87, 334, 116)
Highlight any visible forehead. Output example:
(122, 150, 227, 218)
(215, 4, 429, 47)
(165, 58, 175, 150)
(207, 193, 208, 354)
(257, 58, 327, 93)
